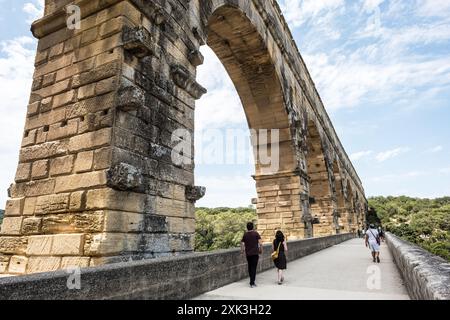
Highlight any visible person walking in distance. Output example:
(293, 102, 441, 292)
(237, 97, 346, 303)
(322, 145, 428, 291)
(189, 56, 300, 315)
(365, 224, 381, 263)
(241, 222, 262, 288)
(272, 230, 288, 285)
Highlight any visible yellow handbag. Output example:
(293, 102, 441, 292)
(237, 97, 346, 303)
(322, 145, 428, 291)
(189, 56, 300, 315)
(271, 242, 282, 261)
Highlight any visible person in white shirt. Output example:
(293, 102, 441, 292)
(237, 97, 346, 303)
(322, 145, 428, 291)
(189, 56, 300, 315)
(365, 224, 381, 263)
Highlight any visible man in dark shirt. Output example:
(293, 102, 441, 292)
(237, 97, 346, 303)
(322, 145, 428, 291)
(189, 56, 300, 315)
(241, 222, 262, 288)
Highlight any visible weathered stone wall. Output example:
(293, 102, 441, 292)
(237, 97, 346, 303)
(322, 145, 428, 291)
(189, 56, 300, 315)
(386, 232, 450, 300)
(0, 233, 354, 300)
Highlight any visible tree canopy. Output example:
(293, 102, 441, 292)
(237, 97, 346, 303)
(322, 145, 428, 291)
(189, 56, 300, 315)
(195, 207, 257, 252)
(368, 196, 450, 261)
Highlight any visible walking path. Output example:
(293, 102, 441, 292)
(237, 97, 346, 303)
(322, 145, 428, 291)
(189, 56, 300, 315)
(195, 238, 410, 300)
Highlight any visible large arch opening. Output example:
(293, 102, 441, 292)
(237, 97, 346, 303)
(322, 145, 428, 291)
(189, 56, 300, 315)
(345, 180, 356, 233)
(332, 160, 346, 234)
(195, 5, 302, 243)
(305, 120, 335, 236)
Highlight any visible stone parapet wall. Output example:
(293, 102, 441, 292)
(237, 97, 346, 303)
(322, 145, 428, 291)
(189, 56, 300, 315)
(386, 232, 450, 300)
(0, 233, 354, 300)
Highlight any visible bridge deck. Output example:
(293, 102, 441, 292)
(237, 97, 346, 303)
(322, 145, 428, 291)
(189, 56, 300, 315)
(195, 239, 410, 300)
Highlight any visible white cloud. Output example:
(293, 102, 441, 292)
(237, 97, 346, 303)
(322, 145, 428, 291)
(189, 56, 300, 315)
(416, 0, 450, 17)
(362, 0, 385, 13)
(427, 145, 443, 153)
(279, 0, 345, 28)
(0, 36, 37, 206)
(196, 175, 256, 207)
(196, 46, 247, 131)
(439, 167, 450, 174)
(375, 147, 410, 162)
(23, 0, 44, 24)
(350, 150, 373, 161)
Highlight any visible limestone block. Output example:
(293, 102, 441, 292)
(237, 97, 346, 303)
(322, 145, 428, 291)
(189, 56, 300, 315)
(86, 188, 147, 212)
(74, 151, 94, 173)
(106, 162, 143, 191)
(49, 155, 74, 176)
(21, 129, 37, 147)
(32, 159, 49, 179)
(104, 211, 167, 233)
(27, 256, 61, 273)
(19, 141, 68, 163)
(54, 170, 107, 193)
(8, 256, 28, 274)
(0, 217, 24, 235)
(104, 211, 143, 233)
(61, 256, 90, 269)
(41, 211, 103, 234)
(0, 237, 28, 255)
(95, 76, 118, 95)
(87, 233, 139, 256)
(68, 128, 112, 152)
(69, 191, 86, 211)
(0, 255, 10, 273)
(42, 72, 56, 87)
(93, 147, 111, 170)
(22, 218, 42, 235)
(168, 234, 192, 252)
(51, 234, 84, 256)
(15, 163, 31, 182)
(142, 233, 170, 253)
(35, 193, 70, 215)
(26, 235, 53, 255)
(23, 197, 37, 216)
(5, 198, 25, 216)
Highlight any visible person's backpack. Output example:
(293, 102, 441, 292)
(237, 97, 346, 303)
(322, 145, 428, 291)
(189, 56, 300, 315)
(271, 242, 282, 261)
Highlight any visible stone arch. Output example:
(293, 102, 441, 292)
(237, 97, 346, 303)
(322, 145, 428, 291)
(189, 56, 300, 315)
(332, 159, 346, 234)
(203, 4, 302, 242)
(304, 120, 335, 237)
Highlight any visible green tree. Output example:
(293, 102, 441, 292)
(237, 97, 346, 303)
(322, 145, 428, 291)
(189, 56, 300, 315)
(195, 207, 257, 251)
(368, 196, 450, 262)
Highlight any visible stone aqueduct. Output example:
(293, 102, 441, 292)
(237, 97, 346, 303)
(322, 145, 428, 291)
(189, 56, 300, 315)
(0, 0, 367, 275)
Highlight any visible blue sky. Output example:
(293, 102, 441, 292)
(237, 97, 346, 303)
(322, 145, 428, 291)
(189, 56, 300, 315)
(0, 0, 449, 208)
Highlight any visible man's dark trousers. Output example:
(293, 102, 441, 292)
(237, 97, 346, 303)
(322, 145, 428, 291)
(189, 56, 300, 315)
(246, 255, 259, 285)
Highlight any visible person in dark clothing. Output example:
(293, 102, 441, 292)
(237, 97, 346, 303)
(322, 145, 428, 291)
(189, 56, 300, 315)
(241, 222, 262, 288)
(272, 230, 288, 285)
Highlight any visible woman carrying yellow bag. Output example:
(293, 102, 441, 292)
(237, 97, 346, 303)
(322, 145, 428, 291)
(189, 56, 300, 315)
(272, 230, 288, 285)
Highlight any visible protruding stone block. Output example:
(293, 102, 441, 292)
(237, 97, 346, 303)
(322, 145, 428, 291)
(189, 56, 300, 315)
(171, 65, 207, 99)
(106, 162, 143, 192)
(122, 26, 155, 58)
(185, 186, 206, 203)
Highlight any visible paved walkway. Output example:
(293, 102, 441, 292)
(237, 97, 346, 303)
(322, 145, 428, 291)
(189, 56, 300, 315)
(195, 239, 410, 300)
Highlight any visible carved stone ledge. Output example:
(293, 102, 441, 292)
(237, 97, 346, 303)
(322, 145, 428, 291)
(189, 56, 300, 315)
(107, 163, 144, 192)
(185, 186, 206, 202)
(171, 65, 207, 99)
(122, 26, 155, 58)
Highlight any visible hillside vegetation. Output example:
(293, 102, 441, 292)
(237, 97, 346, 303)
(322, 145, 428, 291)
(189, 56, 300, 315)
(0, 209, 3, 225)
(368, 196, 450, 261)
(195, 207, 257, 252)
